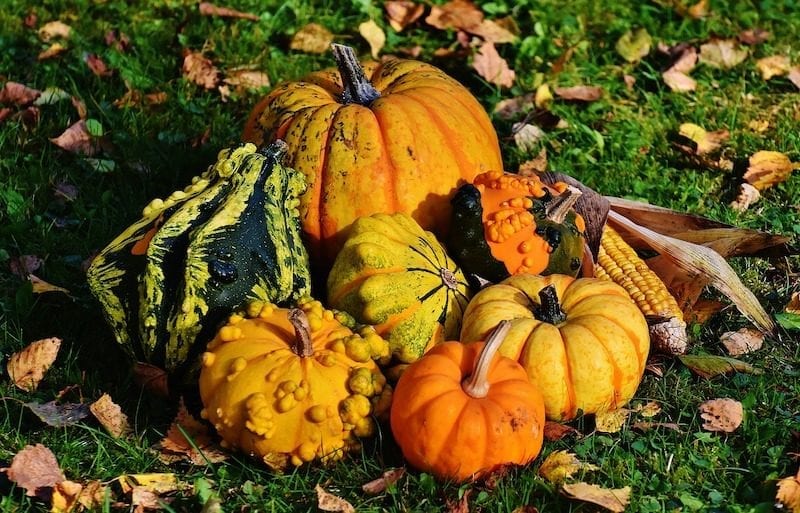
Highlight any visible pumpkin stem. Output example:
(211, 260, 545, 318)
(545, 185, 582, 224)
(288, 308, 314, 358)
(462, 320, 512, 399)
(440, 268, 458, 290)
(535, 285, 567, 325)
(331, 43, 381, 105)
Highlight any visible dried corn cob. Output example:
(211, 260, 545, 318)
(595, 225, 688, 354)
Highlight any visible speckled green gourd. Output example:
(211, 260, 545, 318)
(87, 142, 311, 376)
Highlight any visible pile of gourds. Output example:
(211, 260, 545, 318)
(88, 44, 658, 481)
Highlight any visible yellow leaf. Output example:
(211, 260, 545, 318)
(662, 69, 697, 92)
(29, 274, 71, 295)
(7, 337, 62, 392)
(534, 83, 553, 108)
(538, 450, 598, 484)
(678, 123, 729, 155)
(51, 480, 83, 513)
(118, 473, 180, 494)
(595, 408, 630, 433)
(561, 482, 631, 512)
(743, 150, 798, 190)
(89, 393, 131, 438)
(359, 20, 385, 59)
(699, 39, 749, 69)
(756, 55, 791, 80)
(290, 23, 333, 54)
(636, 401, 662, 418)
(38, 21, 72, 42)
(776, 468, 800, 513)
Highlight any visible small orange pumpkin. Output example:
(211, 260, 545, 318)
(390, 321, 545, 482)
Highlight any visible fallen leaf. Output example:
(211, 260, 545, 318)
(132, 362, 169, 397)
(511, 507, 539, 513)
(699, 39, 749, 69)
(182, 51, 220, 89)
(616, 28, 651, 63)
(493, 93, 534, 119)
(670, 46, 699, 74)
(720, 327, 764, 355)
(678, 123, 729, 154)
(554, 85, 602, 101)
(543, 420, 580, 441)
(15, 106, 40, 130)
(158, 399, 228, 465)
(0, 81, 41, 106)
(361, 468, 405, 495)
(50, 480, 83, 513)
(131, 487, 163, 509)
(632, 421, 682, 432)
(623, 74, 636, 90)
(425, 0, 482, 31)
(0, 107, 12, 122)
(7, 337, 61, 392)
(9, 254, 43, 276)
(561, 482, 631, 513)
(679, 354, 761, 378)
(756, 55, 791, 80)
(663, 69, 697, 92)
(2, 444, 65, 497)
(687, 0, 710, 18)
(24, 401, 90, 427)
(385, 1, 425, 32)
(473, 42, 515, 88)
(699, 398, 743, 432)
(534, 83, 553, 108)
(29, 274, 71, 295)
(776, 468, 800, 513)
(198, 2, 259, 21)
(538, 451, 598, 484)
(104, 30, 131, 52)
(748, 119, 770, 133)
(71, 96, 87, 119)
(223, 70, 270, 91)
(513, 122, 544, 153)
(645, 360, 664, 377)
(595, 409, 630, 433)
(729, 182, 760, 212)
(84, 53, 112, 77)
(315, 484, 355, 513)
(290, 23, 334, 54)
(24, 11, 38, 28)
(118, 473, 180, 494)
(636, 401, 662, 418)
(519, 148, 548, 176)
(359, 20, 385, 59)
(90, 393, 131, 438)
(738, 28, 770, 45)
(786, 293, 800, 315)
(50, 119, 98, 155)
(145, 92, 168, 105)
(38, 42, 67, 60)
(686, 299, 726, 323)
(789, 68, 800, 90)
(446, 487, 471, 513)
(34, 87, 71, 106)
(470, 19, 517, 44)
(113, 87, 142, 108)
(743, 150, 798, 190)
(38, 20, 71, 41)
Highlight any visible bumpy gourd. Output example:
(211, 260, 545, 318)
(448, 171, 586, 284)
(327, 213, 472, 364)
(87, 142, 311, 376)
(460, 274, 650, 421)
(242, 44, 503, 267)
(391, 322, 545, 482)
(199, 298, 392, 469)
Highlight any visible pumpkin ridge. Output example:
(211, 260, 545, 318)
(407, 241, 443, 270)
(555, 325, 577, 420)
(372, 300, 422, 333)
(569, 310, 648, 374)
(402, 85, 498, 145)
(416, 233, 448, 268)
(563, 320, 624, 411)
(371, 106, 400, 212)
(328, 265, 405, 305)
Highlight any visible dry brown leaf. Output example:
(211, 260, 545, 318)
(50, 119, 97, 156)
(743, 150, 798, 190)
(636, 401, 662, 418)
(473, 42, 515, 88)
(748, 119, 770, 133)
(686, 299, 726, 324)
(561, 482, 631, 513)
(789, 67, 800, 90)
(90, 393, 131, 438)
(2, 444, 65, 497)
(29, 274, 71, 295)
(71, 96, 87, 119)
(38, 21, 71, 41)
(595, 408, 630, 433)
(385, 1, 425, 32)
(678, 123, 729, 155)
(519, 148, 548, 176)
(446, 487, 471, 513)
(290, 23, 334, 54)
(756, 55, 791, 80)
(131, 486, 162, 509)
(315, 484, 355, 513)
(223, 70, 270, 91)
(425, 0, 483, 31)
(85, 53, 112, 77)
(359, 20, 385, 59)
(132, 362, 169, 397)
(38, 42, 67, 60)
(538, 451, 598, 484)
(198, 2, 259, 21)
(699, 398, 743, 432)
(470, 19, 517, 44)
(158, 399, 228, 465)
(51, 479, 84, 513)
(493, 93, 534, 119)
(543, 421, 580, 441)
(720, 327, 764, 355)
(0, 81, 41, 106)
(738, 28, 771, 45)
(663, 69, 697, 92)
(145, 92, 168, 105)
(776, 468, 800, 513)
(554, 85, 602, 102)
(24, 11, 38, 28)
(699, 39, 749, 69)
(623, 74, 636, 90)
(361, 468, 405, 495)
(7, 337, 61, 392)
(671, 46, 699, 74)
(632, 421, 681, 432)
(182, 51, 220, 89)
(113, 88, 142, 108)
(513, 122, 544, 153)
(786, 292, 800, 315)
(9, 254, 43, 276)
(729, 183, 760, 212)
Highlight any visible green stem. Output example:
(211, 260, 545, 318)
(331, 43, 381, 105)
(535, 285, 567, 325)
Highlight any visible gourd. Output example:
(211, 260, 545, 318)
(199, 298, 392, 469)
(390, 321, 545, 482)
(242, 44, 503, 266)
(327, 213, 472, 364)
(448, 171, 586, 284)
(86, 142, 311, 376)
(460, 274, 650, 421)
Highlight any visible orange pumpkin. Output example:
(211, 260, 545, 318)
(390, 322, 545, 482)
(243, 44, 503, 265)
(460, 274, 650, 421)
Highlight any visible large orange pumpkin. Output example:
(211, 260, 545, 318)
(460, 274, 650, 421)
(243, 44, 503, 265)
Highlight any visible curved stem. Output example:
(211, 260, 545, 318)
(546, 185, 582, 224)
(463, 320, 512, 398)
(331, 43, 381, 105)
(535, 285, 567, 325)
(288, 308, 314, 357)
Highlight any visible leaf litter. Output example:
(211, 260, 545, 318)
(7, 337, 62, 391)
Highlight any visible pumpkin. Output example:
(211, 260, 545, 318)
(460, 274, 650, 421)
(390, 321, 545, 482)
(199, 298, 392, 469)
(242, 44, 503, 266)
(448, 171, 586, 284)
(327, 212, 472, 364)
(87, 142, 311, 376)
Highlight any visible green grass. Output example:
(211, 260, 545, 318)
(2, 0, 799, 511)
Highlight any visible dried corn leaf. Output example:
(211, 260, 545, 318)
(678, 354, 762, 378)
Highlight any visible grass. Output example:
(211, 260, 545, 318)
(1, 0, 799, 511)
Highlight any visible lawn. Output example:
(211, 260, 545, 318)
(1, 0, 799, 511)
